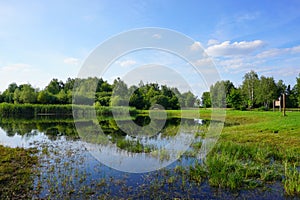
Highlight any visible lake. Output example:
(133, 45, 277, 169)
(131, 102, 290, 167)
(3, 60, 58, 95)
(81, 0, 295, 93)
(0, 116, 286, 199)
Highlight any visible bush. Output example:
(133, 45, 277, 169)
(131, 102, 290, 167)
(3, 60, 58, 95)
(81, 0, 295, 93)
(258, 106, 269, 111)
(239, 105, 247, 111)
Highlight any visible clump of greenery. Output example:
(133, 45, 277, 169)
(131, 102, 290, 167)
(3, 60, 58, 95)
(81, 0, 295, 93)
(0, 145, 38, 199)
(205, 141, 283, 190)
(116, 139, 155, 153)
(284, 162, 300, 196)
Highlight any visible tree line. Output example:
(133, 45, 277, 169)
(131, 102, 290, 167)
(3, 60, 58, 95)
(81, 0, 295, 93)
(2, 71, 299, 110)
(0, 77, 197, 110)
(201, 71, 300, 109)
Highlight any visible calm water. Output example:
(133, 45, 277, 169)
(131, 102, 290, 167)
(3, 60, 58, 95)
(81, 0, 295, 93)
(0, 117, 288, 199)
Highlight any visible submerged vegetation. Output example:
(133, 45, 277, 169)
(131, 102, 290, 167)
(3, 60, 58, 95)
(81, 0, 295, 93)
(0, 145, 38, 199)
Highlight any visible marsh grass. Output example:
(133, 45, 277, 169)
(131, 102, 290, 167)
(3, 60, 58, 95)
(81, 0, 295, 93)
(284, 162, 300, 196)
(0, 145, 38, 199)
(184, 109, 300, 195)
(204, 141, 283, 190)
(116, 139, 155, 153)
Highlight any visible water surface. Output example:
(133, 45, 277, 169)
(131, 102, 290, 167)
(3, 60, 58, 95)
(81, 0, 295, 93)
(0, 117, 287, 199)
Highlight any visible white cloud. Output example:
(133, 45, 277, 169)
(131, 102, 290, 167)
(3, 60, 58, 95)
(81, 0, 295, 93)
(290, 45, 300, 53)
(206, 40, 264, 57)
(63, 57, 79, 65)
(256, 49, 284, 59)
(236, 12, 260, 22)
(191, 58, 213, 67)
(257, 45, 300, 59)
(219, 58, 246, 69)
(116, 59, 137, 67)
(152, 34, 161, 39)
(207, 39, 219, 46)
(190, 41, 202, 51)
(1, 63, 32, 72)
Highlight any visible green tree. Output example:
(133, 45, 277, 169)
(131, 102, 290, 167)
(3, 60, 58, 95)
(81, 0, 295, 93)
(13, 88, 21, 104)
(57, 89, 68, 104)
(227, 88, 243, 109)
(151, 95, 170, 109)
(201, 92, 211, 108)
(293, 73, 300, 107)
(45, 79, 64, 95)
(210, 81, 226, 108)
(64, 78, 75, 92)
(37, 91, 53, 104)
(2, 83, 18, 103)
(19, 84, 37, 103)
(0, 92, 3, 103)
(111, 78, 128, 106)
(241, 70, 259, 108)
(256, 76, 277, 109)
(276, 80, 287, 96)
(129, 89, 146, 109)
(7, 83, 18, 93)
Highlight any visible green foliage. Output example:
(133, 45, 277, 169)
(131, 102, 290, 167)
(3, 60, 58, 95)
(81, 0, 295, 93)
(201, 92, 211, 108)
(256, 76, 277, 109)
(210, 81, 226, 108)
(227, 88, 243, 109)
(45, 78, 64, 95)
(0, 103, 73, 118)
(116, 139, 154, 153)
(241, 70, 259, 108)
(294, 73, 300, 107)
(0, 145, 38, 199)
(284, 162, 300, 196)
(37, 91, 57, 104)
(19, 84, 37, 103)
(1, 71, 300, 110)
(202, 71, 300, 109)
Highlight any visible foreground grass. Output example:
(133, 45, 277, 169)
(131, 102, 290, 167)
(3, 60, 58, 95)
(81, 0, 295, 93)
(0, 145, 38, 199)
(185, 109, 300, 196)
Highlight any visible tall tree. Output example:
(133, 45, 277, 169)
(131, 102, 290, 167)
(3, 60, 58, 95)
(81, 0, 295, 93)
(45, 79, 64, 95)
(256, 76, 277, 109)
(13, 88, 21, 104)
(227, 88, 243, 109)
(2, 83, 18, 103)
(19, 84, 37, 103)
(293, 73, 300, 107)
(37, 91, 56, 104)
(182, 91, 197, 107)
(241, 70, 259, 108)
(201, 92, 211, 108)
(276, 80, 287, 96)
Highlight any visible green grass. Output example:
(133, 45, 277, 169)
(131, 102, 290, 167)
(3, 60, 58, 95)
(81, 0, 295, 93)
(184, 109, 300, 196)
(0, 145, 38, 199)
(284, 162, 300, 196)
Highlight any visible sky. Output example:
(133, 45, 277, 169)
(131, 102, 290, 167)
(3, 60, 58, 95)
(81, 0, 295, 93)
(1, 0, 300, 96)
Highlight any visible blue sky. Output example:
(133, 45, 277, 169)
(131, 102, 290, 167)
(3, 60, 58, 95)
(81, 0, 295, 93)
(1, 0, 300, 95)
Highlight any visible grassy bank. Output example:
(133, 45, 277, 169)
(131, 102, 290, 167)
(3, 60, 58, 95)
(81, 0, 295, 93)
(0, 145, 38, 199)
(184, 109, 300, 196)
